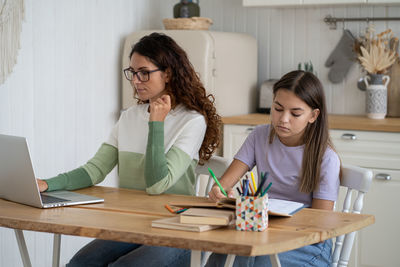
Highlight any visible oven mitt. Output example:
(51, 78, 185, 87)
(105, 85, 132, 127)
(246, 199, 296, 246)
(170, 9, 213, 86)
(325, 29, 356, 84)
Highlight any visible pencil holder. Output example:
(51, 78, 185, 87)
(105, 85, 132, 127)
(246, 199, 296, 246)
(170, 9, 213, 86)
(235, 194, 268, 231)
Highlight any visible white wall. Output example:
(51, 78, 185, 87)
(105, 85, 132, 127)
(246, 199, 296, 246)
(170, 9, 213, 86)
(0, 0, 175, 266)
(1, 0, 399, 266)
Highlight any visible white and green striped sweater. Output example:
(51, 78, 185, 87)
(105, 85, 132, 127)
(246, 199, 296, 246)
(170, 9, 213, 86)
(45, 103, 207, 196)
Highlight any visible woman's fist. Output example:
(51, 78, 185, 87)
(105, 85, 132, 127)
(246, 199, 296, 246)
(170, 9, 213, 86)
(149, 95, 171, 122)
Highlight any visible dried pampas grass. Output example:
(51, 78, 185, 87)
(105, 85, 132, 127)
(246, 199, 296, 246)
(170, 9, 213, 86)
(354, 25, 399, 74)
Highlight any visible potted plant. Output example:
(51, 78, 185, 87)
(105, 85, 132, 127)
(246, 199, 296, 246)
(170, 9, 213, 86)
(297, 61, 317, 76)
(354, 25, 398, 119)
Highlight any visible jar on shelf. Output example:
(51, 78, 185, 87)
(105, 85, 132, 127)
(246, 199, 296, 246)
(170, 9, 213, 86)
(173, 0, 200, 18)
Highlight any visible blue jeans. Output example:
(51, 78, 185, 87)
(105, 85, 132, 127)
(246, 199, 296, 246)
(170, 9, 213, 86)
(66, 239, 191, 267)
(205, 239, 332, 267)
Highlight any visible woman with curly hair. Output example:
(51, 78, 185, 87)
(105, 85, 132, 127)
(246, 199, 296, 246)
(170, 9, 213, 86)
(36, 32, 221, 267)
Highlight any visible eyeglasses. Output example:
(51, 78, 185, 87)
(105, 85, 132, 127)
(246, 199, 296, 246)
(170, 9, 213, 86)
(123, 67, 161, 82)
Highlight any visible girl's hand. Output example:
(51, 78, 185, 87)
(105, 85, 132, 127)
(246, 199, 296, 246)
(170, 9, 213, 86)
(208, 184, 234, 202)
(149, 95, 171, 122)
(36, 178, 48, 192)
(227, 189, 235, 198)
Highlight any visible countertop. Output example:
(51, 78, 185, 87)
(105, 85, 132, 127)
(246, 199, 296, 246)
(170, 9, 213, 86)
(221, 113, 400, 133)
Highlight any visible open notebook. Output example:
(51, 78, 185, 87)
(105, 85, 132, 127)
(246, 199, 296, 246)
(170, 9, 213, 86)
(169, 197, 306, 217)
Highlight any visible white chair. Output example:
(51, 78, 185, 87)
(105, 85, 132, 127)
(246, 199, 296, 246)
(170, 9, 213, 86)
(192, 155, 232, 267)
(194, 155, 232, 197)
(331, 164, 373, 267)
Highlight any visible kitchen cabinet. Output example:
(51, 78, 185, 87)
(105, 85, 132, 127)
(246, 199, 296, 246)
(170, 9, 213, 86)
(222, 114, 400, 267)
(243, 0, 400, 6)
(367, 0, 400, 3)
(223, 124, 255, 161)
(303, 0, 366, 4)
(243, 0, 302, 6)
(331, 129, 400, 267)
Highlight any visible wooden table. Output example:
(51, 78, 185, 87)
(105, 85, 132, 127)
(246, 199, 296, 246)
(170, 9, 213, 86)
(0, 186, 375, 267)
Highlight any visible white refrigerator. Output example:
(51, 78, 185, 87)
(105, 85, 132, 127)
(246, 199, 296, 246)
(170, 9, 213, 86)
(121, 30, 258, 117)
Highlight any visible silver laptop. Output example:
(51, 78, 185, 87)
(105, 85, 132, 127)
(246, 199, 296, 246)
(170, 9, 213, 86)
(0, 134, 104, 208)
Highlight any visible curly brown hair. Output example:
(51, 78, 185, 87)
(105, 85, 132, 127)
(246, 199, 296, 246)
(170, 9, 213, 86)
(130, 32, 221, 164)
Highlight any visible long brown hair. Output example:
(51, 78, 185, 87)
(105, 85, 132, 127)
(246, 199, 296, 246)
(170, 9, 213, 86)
(269, 70, 337, 193)
(129, 32, 221, 163)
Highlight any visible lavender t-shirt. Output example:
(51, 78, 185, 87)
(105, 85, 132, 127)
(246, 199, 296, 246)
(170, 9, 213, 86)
(235, 124, 340, 207)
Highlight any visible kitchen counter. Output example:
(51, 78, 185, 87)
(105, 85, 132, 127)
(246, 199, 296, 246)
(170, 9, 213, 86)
(221, 113, 400, 133)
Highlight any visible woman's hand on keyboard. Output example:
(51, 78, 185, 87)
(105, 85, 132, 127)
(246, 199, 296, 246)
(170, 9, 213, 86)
(36, 179, 48, 192)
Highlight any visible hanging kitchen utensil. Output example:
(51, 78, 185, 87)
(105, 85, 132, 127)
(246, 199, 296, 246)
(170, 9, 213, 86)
(325, 29, 356, 84)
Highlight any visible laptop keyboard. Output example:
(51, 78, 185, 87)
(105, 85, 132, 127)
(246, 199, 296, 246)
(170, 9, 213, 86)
(41, 194, 69, 204)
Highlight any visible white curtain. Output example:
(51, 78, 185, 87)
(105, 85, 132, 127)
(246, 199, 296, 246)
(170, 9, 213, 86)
(0, 0, 24, 85)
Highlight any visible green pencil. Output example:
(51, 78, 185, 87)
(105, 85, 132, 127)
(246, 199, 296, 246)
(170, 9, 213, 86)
(261, 182, 272, 197)
(208, 168, 227, 197)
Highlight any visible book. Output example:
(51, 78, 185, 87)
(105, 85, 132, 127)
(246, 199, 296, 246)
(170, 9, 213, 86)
(168, 198, 236, 210)
(179, 208, 235, 225)
(169, 197, 306, 217)
(233, 197, 304, 217)
(268, 198, 306, 217)
(151, 216, 223, 232)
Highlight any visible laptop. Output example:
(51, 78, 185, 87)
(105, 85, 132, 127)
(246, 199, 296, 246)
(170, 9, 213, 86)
(0, 134, 104, 208)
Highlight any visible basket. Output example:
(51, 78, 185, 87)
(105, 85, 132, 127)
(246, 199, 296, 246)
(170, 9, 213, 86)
(163, 17, 213, 30)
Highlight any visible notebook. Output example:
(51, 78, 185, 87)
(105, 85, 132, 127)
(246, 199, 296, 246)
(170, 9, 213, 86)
(179, 208, 235, 225)
(0, 134, 104, 208)
(151, 216, 223, 232)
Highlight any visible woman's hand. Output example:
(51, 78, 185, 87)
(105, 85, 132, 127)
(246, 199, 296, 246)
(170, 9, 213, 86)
(149, 95, 171, 122)
(36, 178, 48, 192)
(208, 184, 235, 202)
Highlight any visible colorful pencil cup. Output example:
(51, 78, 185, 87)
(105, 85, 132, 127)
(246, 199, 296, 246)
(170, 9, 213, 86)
(235, 194, 268, 231)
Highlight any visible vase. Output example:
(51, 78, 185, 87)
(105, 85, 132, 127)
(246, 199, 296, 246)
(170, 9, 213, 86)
(173, 0, 200, 18)
(364, 74, 390, 119)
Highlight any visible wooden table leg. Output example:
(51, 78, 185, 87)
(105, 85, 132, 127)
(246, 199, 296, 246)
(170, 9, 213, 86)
(52, 234, 61, 267)
(14, 229, 32, 267)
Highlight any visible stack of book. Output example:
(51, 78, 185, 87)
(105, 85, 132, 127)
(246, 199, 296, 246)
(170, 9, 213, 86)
(151, 207, 235, 232)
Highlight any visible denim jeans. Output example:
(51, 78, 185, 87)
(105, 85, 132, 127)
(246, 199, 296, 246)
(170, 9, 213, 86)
(66, 239, 191, 267)
(205, 239, 332, 267)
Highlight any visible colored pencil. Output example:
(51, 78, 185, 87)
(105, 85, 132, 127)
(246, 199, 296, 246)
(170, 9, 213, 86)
(246, 175, 254, 195)
(164, 204, 176, 214)
(250, 171, 257, 192)
(261, 182, 272, 197)
(255, 172, 267, 196)
(236, 187, 242, 196)
(243, 178, 250, 196)
(208, 168, 227, 197)
(176, 208, 188, 214)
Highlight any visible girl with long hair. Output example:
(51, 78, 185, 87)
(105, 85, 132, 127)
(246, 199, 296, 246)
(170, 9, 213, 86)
(207, 70, 340, 267)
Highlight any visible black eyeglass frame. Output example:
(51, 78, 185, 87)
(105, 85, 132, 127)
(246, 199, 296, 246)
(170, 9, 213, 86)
(123, 67, 161, 82)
